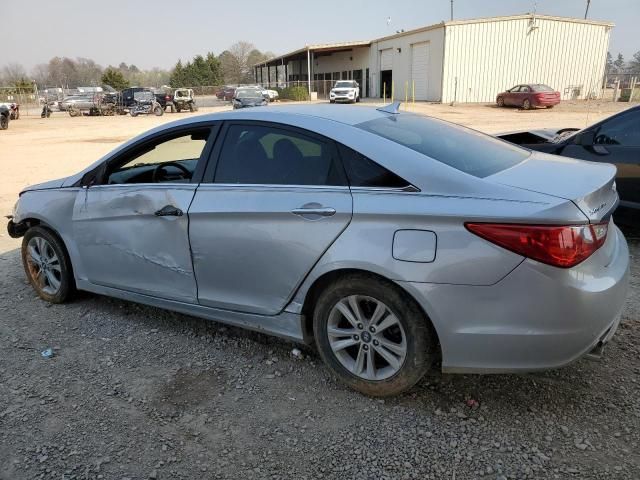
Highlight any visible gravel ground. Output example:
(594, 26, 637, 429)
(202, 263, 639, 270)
(0, 232, 638, 480)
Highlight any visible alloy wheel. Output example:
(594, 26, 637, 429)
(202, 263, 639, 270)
(26, 236, 62, 295)
(327, 295, 407, 381)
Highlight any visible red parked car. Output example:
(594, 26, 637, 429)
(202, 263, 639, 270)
(496, 84, 560, 110)
(215, 86, 236, 101)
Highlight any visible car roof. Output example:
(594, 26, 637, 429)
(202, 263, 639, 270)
(189, 104, 390, 126)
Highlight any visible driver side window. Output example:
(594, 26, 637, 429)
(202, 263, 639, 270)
(106, 129, 211, 185)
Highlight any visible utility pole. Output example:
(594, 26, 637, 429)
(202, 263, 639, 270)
(450, 0, 454, 21)
(584, 0, 591, 19)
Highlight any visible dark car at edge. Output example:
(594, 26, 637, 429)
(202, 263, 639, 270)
(498, 105, 640, 224)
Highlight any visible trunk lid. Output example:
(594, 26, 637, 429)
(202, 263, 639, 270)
(488, 151, 618, 223)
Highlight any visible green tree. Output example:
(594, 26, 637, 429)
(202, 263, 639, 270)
(613, 53, 625, 73)
(169, 53, 223, 87)
(628, 51, 640, 74)
(101, 67, 129, 90)
(605, 51, 614, 74)
(169, 60, 186, 87)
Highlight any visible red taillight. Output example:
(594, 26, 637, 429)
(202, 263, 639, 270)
(465, 222, 608, 268)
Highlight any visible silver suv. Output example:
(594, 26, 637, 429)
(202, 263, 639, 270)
(330, 80, 360, 103)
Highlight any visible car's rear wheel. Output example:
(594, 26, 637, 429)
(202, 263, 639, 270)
(154, 105, 163, 116)
(0, 115, 8, 130)
(522, 99, 531, 110)
(313, 274, 434, 396)
(22, 226, 74, 304)
(497, 97, 504, 107)
(546, 105, 554, 109)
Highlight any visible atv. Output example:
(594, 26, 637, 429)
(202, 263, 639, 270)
(173, 88, 197, 112)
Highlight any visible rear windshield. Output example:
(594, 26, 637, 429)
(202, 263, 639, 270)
(532, 84, 554, 92)
(356, 114, 529, 178)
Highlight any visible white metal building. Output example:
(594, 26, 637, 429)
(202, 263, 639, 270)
(255, 14, 613, 103)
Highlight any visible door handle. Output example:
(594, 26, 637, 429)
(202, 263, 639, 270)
(291, 207, 336, 217)
(154, 205, 183, 217)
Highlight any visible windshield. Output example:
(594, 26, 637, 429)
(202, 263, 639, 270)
(532, 84, 554, 92)
(356, 114, 530, 178)
(236, 90, 262, 99)
(335, 81, 354, 88)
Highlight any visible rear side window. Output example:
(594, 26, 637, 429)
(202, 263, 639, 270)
(356, 114, 529, 178)
(532, 84, 554, 92)
(213, 124, 347, 186)
(338, 144, 410, 188)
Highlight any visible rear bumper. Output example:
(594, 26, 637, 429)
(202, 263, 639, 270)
(399, 225, 630, 373)
(532, 98, 560, 106)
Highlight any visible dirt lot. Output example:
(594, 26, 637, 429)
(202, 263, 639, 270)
(1, 102, 639, 479)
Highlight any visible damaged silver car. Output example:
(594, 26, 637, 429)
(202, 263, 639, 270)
(8, 104, 629, 396)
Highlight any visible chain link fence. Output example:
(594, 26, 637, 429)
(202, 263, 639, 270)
(0, 87, 43, 116)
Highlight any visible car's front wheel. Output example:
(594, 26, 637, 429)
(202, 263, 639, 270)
(22, 226, 74, 303)
(0, 115, 8, 130)
(313, 274, 434, 396)
(497, 97, 504, 107)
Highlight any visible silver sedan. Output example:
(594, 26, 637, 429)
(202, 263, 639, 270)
(7, 103, 629, 396)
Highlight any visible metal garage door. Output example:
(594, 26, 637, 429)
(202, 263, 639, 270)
(411, 42, 429, 100)
(380, 49, 393, 71)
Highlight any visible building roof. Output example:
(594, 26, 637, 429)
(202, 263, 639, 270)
(372, 13, 614, 43)
(255, 13, 614, 67)
(254, 41, 371, 67)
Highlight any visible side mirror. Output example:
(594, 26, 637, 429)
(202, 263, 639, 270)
(575, 130, 595, 146)
(80, 163, 107, 187)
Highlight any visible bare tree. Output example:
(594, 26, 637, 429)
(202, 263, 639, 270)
(31, 63, 50, 86)
(220, 41, 267, 84)
(1, 62, 28, 85)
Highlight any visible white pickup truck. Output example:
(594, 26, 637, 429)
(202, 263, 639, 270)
(329, 80, 360, 104)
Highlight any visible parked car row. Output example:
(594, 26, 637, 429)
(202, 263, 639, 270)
(53, 87, 198, 117)
(217, 85, 279, 103)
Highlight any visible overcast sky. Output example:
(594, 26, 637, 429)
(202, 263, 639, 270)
(2, 0, 637, 71)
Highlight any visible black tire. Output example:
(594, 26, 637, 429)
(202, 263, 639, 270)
(130, 111, 138, 117)
(356, 95, 360, 103)
(546, 105, 554, 109)
(522, 99, 531, 110)
(497, 97, 504, 107)
(313, 273, 435, 396)
(330, 100, 335, 104)
(176, 105, 182, 113)
(0, 115, 8, 130)
(189, 102, 195, 112)
(21, 226, 74, 304)
(154, 105, 163, 116)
